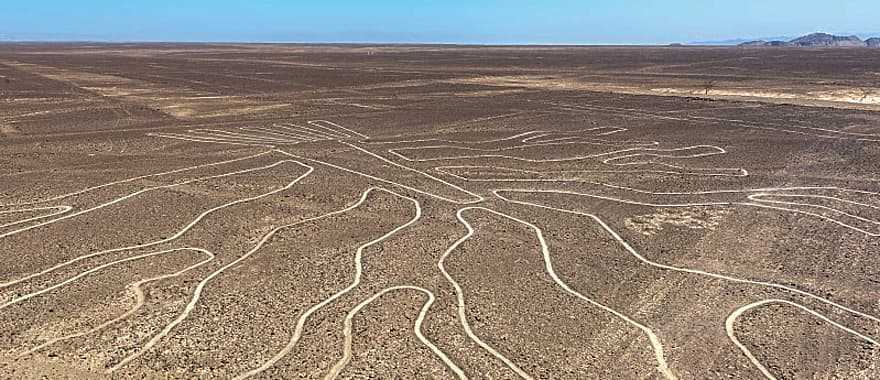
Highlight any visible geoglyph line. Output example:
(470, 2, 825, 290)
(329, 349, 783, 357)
(232, 187, 421, 379)
(361, 127, 644, 146)
(151, 120, 367, 149)
(311, 120, 369, 139)
(101, 163, 327, 371)
(147, 131, 487, 205)
(0, 248, 211, 311)
(135, 118, 880, 377)
(549, 101, 880, 142)
(440, 206, 676, 380)
(388, 143, 733, 164)
(746, 193, 880, 236)
(149, 132, 269, 147)
(492, 189, 880, 330)
(0, 160, 313, 295)
(189, 129, 296, 144)
(0, 151, 272, 208)
(322, 285, 466, 380)
(18, 248, 216, 357)
(299, 121, 352, 139)
(0, 206, 73, 228)
(435, 164, 748, 180)
(726, 298, 880, 380)
(0, 156, 291, 241)
(338, 142, 485, 204)
(438, 162, 877, 236)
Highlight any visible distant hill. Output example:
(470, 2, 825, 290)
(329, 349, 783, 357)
(740, 32, 879, 47)
(686, 36, 794, 46)
(790, 33, 864, 46)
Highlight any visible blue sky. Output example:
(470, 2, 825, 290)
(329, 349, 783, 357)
(1, 0, 878, 44)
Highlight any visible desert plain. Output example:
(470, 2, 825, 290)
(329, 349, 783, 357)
(0, 44, 879, 379)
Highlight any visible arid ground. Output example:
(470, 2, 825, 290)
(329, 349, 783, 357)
(0, 44, 879, 379)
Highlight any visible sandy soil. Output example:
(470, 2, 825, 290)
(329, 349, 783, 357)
(0, 44, 879, 379)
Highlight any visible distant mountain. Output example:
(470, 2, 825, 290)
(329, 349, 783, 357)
(740, 32, 879, 47)
(739, 40, 793, 47)
(739, 40, 774, 47)
(687, 36, 794, 46)
(790, 33, 864, 47)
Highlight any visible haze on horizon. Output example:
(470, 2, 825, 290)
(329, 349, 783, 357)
(1, 0, 878, 44)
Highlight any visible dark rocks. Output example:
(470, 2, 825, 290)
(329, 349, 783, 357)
(789, 32, 864, 47)
(739, 32, 880, 47)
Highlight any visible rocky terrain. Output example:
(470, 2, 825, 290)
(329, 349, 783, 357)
(741, 32, 880, 47)
(0, 44, 878, 379)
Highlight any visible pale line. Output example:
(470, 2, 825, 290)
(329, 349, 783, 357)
(726, 299, 880, 380)
(189, 129, 292, 142)
(387, 139, 660, 159)
(436, 207, 543, 380)
(551, 101, 880, 143)
(340, 142, 484, 204)
(147, 135, 486, 205)
(361, 127, 645, 146)
(434, 164, 748, 180)
(493, 189, 880, 325)
(204, 128, 305, 144)
(189, 129, 295, 144)
(362, 130, 542, 146)
(0, 159, 300, 241)
(601, 150, 722, 165)
(306, 120, 353, 138)
(151, 122, 734, 205)
(274, 149, 485, 205)
(290, 123, 343, 140)
(0, 151, 271, 207)
(58, 116, 880, 377)
(663, 104, 766, 114)
(270, 124, 326, 141)
(0, 160, 311, 290)
(520, 128, 629, 142)
(747, 193, 880, 233)
(0, 248, 210, 311)
(322, 286, 466, 380)
(103, 164, 320, 371)
(463, 181, 877, 237)
(520, 135, 580, 144)
(241, 127, 306, 143)
(691, 115, 880, 140)
(298, 123, 348, 139)
(0, 206, 73, 228)
(742, 202, 880, 237)
(147, 133, 271, 148)
(147, 133, 275, 149)
(388, 141, 686, 162)
(440, 207, 675, 380)
(186, 130, 293, 144)
(276, 124, 334, 140)
(310, 120, 369, 139)
(750, 193, 880, 211)
(140, 116, 880, 377)
(574, 182, 880, 237)
(234, 187, 421, 380)
(597, 183, 840, 196)
(388, 143, 730, 164)
(19, 248, 215, 356)
(509, 185, 880, 237)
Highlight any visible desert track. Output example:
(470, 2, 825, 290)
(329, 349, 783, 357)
(2, 45, 879, 379)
